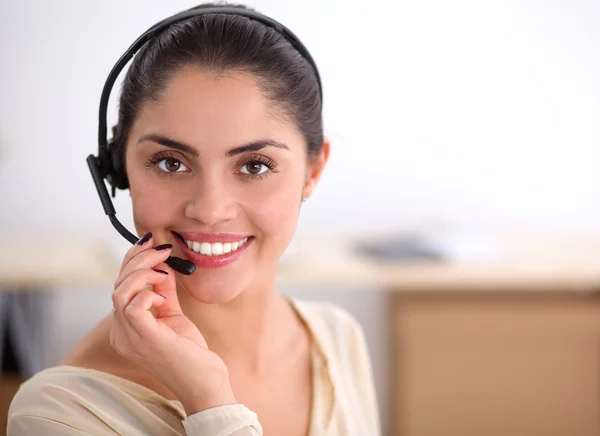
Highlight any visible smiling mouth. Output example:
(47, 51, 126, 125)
(173, 233, 252, 257)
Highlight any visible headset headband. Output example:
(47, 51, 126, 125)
(98, 7, 323, 155)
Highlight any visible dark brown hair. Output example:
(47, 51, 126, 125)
(109, 2, 323, 187)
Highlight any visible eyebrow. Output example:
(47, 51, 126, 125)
(137, 133, 289, 157)
(138, 134, 199, 156)
(227, 139, 289, 156)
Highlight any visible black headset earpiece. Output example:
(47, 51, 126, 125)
(87, 7, 322, 275)
(104, 139, 129, 192)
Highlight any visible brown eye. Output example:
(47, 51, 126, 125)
(165, 158, 180, 171)
(246, 162, 262, 174)
(157, 157, 188, 173)
(240, 160, 270, 176)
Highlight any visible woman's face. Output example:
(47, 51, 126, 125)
(125, 66, 328, 304)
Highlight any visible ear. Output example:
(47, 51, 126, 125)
(302, 136, 331, 200)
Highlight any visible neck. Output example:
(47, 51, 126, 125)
(176, 279, 295, 373)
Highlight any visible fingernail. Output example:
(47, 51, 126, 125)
(158, 294, 167, 299)
(154, 244, 172, 251)
(155, 269, 168, 275)
(137, 233, 152, 245)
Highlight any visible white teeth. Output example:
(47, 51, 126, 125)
(184, 237, 250, 256)
(200, 242, 211, 255)
(212, 242, 223, 255)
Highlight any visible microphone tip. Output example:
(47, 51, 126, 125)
(165, 256, 196, 275)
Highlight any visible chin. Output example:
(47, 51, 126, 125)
(187, 287, 244, 305)
(178, 274, 249, 305)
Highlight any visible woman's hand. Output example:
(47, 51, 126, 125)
(110, 233, 237, 416)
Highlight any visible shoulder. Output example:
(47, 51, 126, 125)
(8, 366, 184, 435)
(9, 366, 89, 417)
(8, 366, 102, 434)
(290, 299, 374, 389)
(291, 298, 367, 358)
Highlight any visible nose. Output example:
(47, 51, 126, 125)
(184, 177, 238, 227)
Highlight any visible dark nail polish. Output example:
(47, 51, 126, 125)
(155, 269, 168, 275)
(137, 233, 152, 245)
(154, 244, 173, 251)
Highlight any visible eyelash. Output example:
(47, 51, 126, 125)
(144, 151, 278, 180)
(238, 155, 278, 180)
(145, 151, 187, 178)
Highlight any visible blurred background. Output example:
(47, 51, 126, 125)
(1, 0, 600, 435)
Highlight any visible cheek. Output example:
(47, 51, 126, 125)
(248, 174, 303, 246)
(130, 179, 179, 230)
(126, 154, 185, 230)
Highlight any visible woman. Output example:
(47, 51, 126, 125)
(8, 3, 379, 435)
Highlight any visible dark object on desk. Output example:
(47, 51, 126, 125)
(0, 291, 52, 378)
(354, 234, 446, 262)
(1, 322, 19, 374)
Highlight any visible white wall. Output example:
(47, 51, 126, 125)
(1, 0, 599, 234)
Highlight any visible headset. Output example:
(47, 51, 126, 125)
(86, 7, 322, 275)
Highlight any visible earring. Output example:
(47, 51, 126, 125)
(302, 197, 308, 203)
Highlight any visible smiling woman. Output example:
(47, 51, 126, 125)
(7, 3, 380, 436)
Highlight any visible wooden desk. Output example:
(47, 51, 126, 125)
(0, 233, 119, 288)
(2, 230, 600, 435)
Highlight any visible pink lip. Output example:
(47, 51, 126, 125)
(176, 232, 251, 243)
(173, 233, 254, 269)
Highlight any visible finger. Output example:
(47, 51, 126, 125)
(112, 268, 169, 311)
(114, 244, 173, 290)
(110, 290, 165, 360)
(124, 289, 167, 338)
(151, 261, 184, 317)
(119, 232, 154, 272)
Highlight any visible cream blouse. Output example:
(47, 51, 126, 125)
(8, 298, 380, 435)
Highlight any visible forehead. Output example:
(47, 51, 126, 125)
(129, 66, 304, 152)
